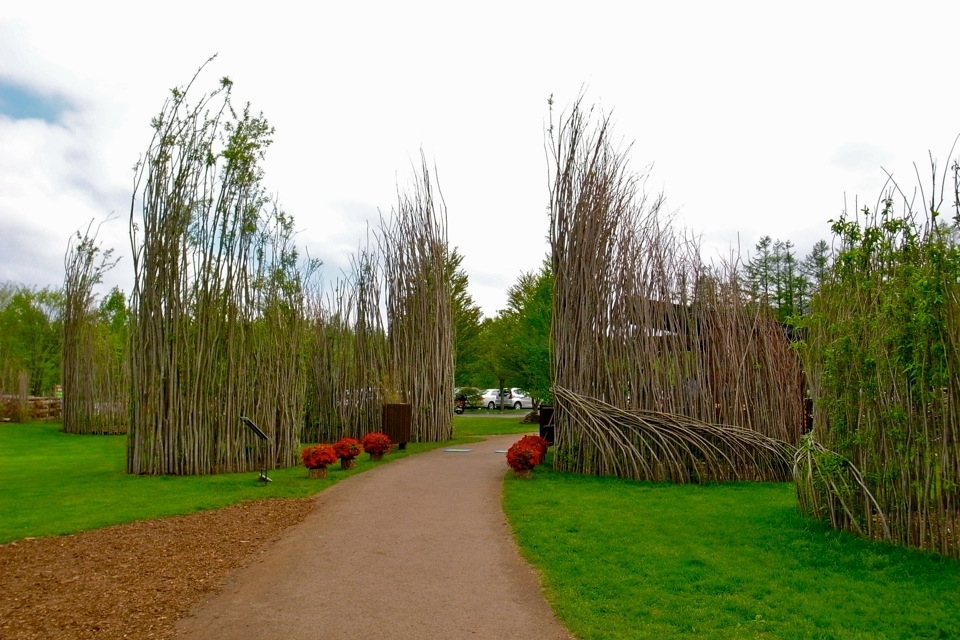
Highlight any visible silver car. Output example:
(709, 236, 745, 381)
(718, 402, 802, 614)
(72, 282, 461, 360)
(503, 388, 534, 410)
(482, 387, 533, 410)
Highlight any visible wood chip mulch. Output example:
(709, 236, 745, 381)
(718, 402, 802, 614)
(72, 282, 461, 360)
(0, 498, 316, 640)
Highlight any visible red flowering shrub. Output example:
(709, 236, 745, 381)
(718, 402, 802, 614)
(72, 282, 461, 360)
(506, 434, 549, 472)
(506, 444, 539, 471)
(361, 431, 392, 456)
(516, 435, 548, 461)
(333, 437, 363, 460)
(301, 443, 337, 469)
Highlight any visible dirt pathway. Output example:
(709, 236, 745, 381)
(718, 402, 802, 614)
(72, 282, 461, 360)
(175, 434, 574, 639)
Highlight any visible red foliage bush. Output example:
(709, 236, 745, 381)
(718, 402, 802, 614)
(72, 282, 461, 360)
(301, 443, 337, 469)
(506, 434, 550, 472)
(332, 437, 363, 460)
(361, 432, 392, 456)
(506, 445, 540, 471)
(516, 435, 549, 461)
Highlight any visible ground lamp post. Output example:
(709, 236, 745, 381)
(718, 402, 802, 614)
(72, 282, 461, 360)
(240, 416, 272, 483)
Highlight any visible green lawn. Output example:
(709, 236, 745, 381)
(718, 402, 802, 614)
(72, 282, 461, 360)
(504, 459, 960, 640)
(0, 422, 476, 543)
(452, 411, 539, 437)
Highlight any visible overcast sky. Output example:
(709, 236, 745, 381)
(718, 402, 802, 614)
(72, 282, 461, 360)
(1, 1, 957, 316)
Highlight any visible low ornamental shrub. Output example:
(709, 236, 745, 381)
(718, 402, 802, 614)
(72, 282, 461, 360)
(361, 432, 392, 456)
(507, 437, 548, 473)
(516, 434, 549, 461)
(333, 437, 363, 460)
(301, 444, 337, 469)
(506, 444, 540, 472)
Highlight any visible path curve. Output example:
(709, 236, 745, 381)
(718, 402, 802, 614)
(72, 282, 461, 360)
(175, 434, 574, 639)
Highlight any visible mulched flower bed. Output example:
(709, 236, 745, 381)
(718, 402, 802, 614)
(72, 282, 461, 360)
(0, 498, 316, 640)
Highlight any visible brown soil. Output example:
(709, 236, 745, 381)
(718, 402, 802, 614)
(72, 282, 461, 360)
(0, 499, 315, 640)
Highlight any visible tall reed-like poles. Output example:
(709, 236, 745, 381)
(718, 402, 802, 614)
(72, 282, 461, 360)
(796, 162, 960, 556)
(62, 221, 124, 434)
(380, 154, 454, 442)
(305, 245, 388, 443)
(548, 97, 803, 479)
(127, 63, 312, 474)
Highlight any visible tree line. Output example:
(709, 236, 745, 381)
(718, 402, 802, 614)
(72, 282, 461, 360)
(741, 236, 832, 323)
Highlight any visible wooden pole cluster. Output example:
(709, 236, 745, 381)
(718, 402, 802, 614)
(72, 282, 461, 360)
(796, 182, 960, 557)
(548, 97, 805, 479)
(305, 246, 388, 443)
(380, 155, 454, 442)
(241, 207, 317, 467)
(127, 66, 313, 474)
(61, 221, 125, 434)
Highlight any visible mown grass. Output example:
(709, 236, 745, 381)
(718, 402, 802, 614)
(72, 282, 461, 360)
(0, 422, 477, 543)
(504, 459, 960, 640)
(452, 412, 538, 437)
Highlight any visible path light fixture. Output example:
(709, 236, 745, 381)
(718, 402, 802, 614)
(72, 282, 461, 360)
(240, 416, 272, 483)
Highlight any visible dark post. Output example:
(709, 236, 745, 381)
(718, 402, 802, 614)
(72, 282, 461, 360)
(381, 403, 412, 450)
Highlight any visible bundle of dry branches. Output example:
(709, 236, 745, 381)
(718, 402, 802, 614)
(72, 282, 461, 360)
(556, 387, 793, 482)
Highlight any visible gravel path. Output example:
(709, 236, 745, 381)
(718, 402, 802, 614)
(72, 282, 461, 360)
(175, 434, 573, 639)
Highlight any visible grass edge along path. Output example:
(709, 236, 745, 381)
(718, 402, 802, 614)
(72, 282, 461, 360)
(0, 421, 482, 543)
(504, 460, 960, 640)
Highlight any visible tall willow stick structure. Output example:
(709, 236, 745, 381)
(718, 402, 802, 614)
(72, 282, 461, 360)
(305, 245, 388, 443)
(548, 98, 803, 480)
(241, 207, 318, 466)
(127, 64, 312, 474)
(796, 166, 960, 557)
(381, 155, 454, 442)
(62, 221, 124, 434)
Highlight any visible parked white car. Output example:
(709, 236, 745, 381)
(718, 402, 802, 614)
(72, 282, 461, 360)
(481, 387, 533, 410)
(480, 388, 502, 409)
(505, 388, 534, 409)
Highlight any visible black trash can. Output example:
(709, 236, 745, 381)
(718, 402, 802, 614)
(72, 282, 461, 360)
(538, 405, 554, 446)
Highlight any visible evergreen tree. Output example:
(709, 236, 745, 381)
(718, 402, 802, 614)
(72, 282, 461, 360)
(745, 236, 827, 322)
(744, 235, 774, 307)
(447, 249, 485, 385)
(801, 239, 832, 297)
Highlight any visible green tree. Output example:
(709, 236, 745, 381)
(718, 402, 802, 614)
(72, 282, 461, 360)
(98, 287, 129, 358)
(128, 61, 311, 474)
(447, 248, 485, 386)
(797, 197, 960, 556)
(0, 286, 62, 396)
(744, 235, 774, 307)
(473, 316, 510, 398)
(745, 236, 818, 322)
(801, 239, 832, 297)
(500, 261, 553, 404)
